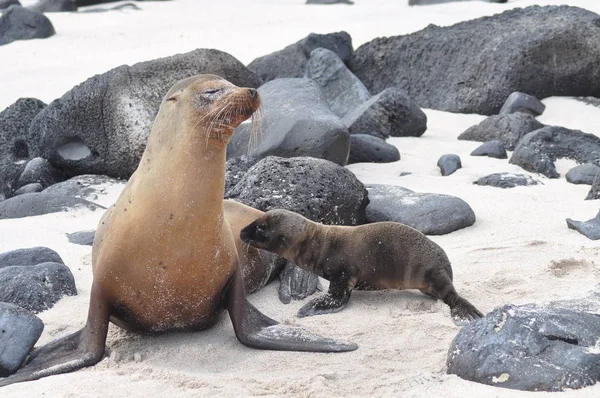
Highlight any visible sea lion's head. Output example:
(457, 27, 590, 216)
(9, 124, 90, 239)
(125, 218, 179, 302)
(157, 74, 260, 142)
(240, 209, 309, 256)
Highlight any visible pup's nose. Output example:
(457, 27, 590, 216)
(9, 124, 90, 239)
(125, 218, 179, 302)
(248, 88, 258, 99)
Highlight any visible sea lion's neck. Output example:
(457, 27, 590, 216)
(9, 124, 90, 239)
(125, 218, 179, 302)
(293, 221, 330, 275)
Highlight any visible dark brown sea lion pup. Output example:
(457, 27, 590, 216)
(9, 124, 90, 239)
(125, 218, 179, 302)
(0, 75, 356, 388)
(240, 209, 483, 324)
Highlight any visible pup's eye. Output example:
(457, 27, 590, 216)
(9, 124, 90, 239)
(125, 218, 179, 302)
(279, 235, 286, 245)
(203, 89, 221, 95)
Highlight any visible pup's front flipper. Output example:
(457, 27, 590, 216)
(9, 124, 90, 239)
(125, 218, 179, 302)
(278, 261, 320, 304)
(297, 274, 355, 318)
(226, 267, 357, 352)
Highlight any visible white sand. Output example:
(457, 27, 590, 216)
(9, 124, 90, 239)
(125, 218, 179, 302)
(2, 0, 600, 396)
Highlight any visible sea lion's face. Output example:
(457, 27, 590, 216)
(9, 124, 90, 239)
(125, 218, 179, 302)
(240, 209, 307, 256)
(161, 74, 260, 139)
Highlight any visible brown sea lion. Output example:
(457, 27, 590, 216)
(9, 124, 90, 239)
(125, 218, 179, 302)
(0, 75, 356, 388)
(240, 209, 483, 324)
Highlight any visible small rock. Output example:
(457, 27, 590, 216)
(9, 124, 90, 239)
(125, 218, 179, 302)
(13, 183, 43, 196)
(473, 173, 541, 189)
(0, 5, 55, 46)
(0, 246, 64, 269)
(343, 87, 427, 138)
(566, 211, 600, 240)
(305, 48, 371, 118)
(410, 0, 506, 4)
(225, 156, 368, 225)
(586, 173, 600, 200)
(348, 134, 400, 164)
(29, 0, 77, 12)
(510, 126, 600, 178)
(566, 163, 600, 185)
(365, 184, 475, 235)
(0, 192, 103, 220)
(447, 304, 600, 392)
(0, 262, 77, 313)
(42, 174, 121, 202)
(0, 303, 44, 377)
(306, 0, 353, 4)
(227, 78, 350, 166)
(247, 31, 353, 83)
(458, 113, 544, 151)
(499, 92, 546, 116)
(66, 230, 95, 246)
(0, 0, 21, 10)
(470, 140, 507, 159)
(17, 157, 64, 189)
(437, 154, 462, 176)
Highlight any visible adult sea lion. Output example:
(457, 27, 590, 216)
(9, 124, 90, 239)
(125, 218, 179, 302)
(0, 75, 356, 388)
(240, 209, 484, 324)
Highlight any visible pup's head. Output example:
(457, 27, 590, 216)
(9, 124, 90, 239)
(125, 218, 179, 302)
(240, 209, 309, 257)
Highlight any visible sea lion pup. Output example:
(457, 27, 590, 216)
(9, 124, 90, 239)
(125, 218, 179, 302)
(0, 75, 356, 388)
(240, 209, 484, 325)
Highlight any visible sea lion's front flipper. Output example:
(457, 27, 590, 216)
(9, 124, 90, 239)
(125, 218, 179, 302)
(297, 274, 356, 318)
(278, 261, 321, 304)
(226, 268, 357, 353)
(0, 284, 110, 387)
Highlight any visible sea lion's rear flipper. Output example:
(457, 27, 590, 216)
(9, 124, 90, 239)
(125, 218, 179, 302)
(0, 284, 110, 387)
(226, 268, 357, 353)
(278, 261, 320, 304)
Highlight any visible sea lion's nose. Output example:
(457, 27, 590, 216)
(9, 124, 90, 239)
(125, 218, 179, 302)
(248, 88, 258, 99)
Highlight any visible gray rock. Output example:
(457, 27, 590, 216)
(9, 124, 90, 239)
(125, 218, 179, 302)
(474, 172, 541, 189)
(348, 134, 400, 164)
(0, 0, 21, 10)
(567, 210, 600, 240)
(447, 304, 600, 392)
(350, 6, 600, 115)
(306, 0, 353, 4)
(410, 0, 505, 4)
(586, 173, 600, 200)
(499, 92, 546, 116)
(224, 156, 257, 193)
(365, 184, 475, 235)
(0, 98, 46, 199)
(458, 113, 545, 151)
(566, 163, 600, 185)
(29, 49, 261, 179)
(227, 78, 350, 166)
(437, 154, 462, 176)
(226, 156, 368, 225)
(247, 31, 353, 83)
(510, 126, 600, 178)
(0, 246, 63, 269)
(470, 140, 507, 159)
(13, 183, 43, 196)
(66, 230, 95, 246)
(42, 174, 122, 202)
(0, 303, 44, 377)
(305, 48, 371, 118)
(0, 262, 77, 313)
(17, 157, 64, 189)
(0, 5, 55, 46)
(78, 2, 139, 12)
(29, 0, 77, 12)
(343, 87, 427, 138)
(0, 192, 103, 220)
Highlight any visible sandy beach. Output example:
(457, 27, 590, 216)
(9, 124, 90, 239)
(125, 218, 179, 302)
(2, 0, 600, 396)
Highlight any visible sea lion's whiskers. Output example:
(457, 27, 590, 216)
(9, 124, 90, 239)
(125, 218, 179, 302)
(248, 104, 263, 156)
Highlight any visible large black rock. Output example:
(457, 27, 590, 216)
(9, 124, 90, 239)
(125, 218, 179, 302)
(29, 49, 261, 179)
(350, 6, 600, 115)
(247, 31, 353, 83)
(0, 5, 55, 46)
(566, 163, 600, 185)
(509, 126, 600, 178)
(225, 156, 368, 225)
(348, 134, 400, 164)
(448, 304, 600, 392)
(365, 184, 475, 235)
(227, 78, 350, 166)
(567, 210, 600, 240)
(0, 262, 77, 313)
(29, 0, 77, 12)
(0, 192, 103, 219)
(0, 303, 44, 377)
(0, 246, 64, 269)
(0, 98, 47, 199)
(458, 113, 544, 151)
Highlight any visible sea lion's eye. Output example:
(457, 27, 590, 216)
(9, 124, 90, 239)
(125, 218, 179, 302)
(166, 96, 177, 102)
(279, 235, 287, 245)
(203, 88, 221, 95)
